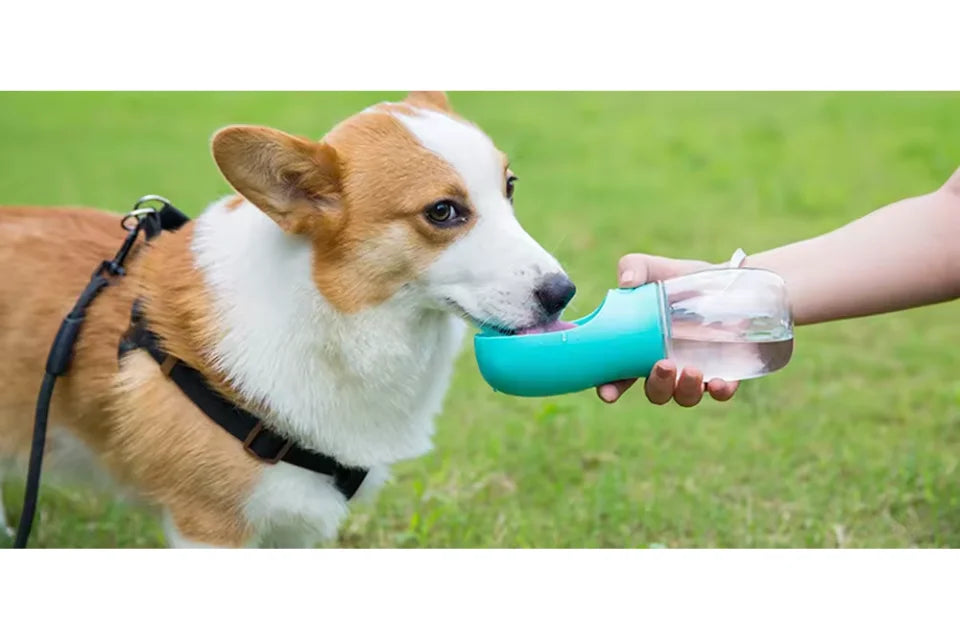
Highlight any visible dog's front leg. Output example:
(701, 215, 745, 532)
(161, 509, 251, 549)
(257, 526, 325, 549)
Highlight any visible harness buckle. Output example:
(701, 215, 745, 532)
(242, 422, 293, 464)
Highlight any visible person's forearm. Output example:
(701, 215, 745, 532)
(743, 175, 960, 326)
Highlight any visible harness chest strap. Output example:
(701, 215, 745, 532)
(117, 307, 369, 500)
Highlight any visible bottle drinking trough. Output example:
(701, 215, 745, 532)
(473, 267, 794, 397)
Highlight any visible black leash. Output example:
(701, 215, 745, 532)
(14, 196, 189, 548)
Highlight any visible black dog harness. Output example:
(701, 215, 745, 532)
(14, 195, 366, 548)
(117, 301, 369, 499)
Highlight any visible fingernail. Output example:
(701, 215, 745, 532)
(619, 270, 635, 286)
(654, 363, 671, 379)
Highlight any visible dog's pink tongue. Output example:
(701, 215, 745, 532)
(515, 320, 578, 336)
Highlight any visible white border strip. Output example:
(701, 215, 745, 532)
(1, 550, 956, 639)
(1, 1, 958, 89)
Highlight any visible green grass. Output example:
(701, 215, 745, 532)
(1, 92, 958, 548)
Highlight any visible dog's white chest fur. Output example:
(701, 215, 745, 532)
(188, 199, 466, 546)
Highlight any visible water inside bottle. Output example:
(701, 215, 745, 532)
(667, 334, 794, 382)
(661, 268, 794, 381)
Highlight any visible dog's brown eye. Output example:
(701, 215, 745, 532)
(506, 175, 517, 202)
(425, 200, 465, 227)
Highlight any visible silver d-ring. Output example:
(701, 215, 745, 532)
(120, 207, 160, 231)
(133, 194, 171, 212)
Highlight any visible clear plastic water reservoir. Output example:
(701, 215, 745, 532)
(659, 268, 794, 381)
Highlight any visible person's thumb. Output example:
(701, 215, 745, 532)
(617, 253, 654, 287)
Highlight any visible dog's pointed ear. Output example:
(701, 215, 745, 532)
(211, 125, 340, 233)
(404, 91, 452, 113)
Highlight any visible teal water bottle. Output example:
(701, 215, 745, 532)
(473, 267, 794, 397)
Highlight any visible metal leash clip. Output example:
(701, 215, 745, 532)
(121, 195, 170, 232)
(109, 195, 177, 277)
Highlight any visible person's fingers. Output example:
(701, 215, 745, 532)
(617, 254, 651, 288)
(596, 378, 639, 404)
(644, 360, 676, 405)
(600, 361, 740, 406)
(673, 367, 704, 407)
(597, 384, 617, 403)
(706, 378, 739, 402)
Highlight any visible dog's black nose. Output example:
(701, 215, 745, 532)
(534, 273, 577, 316)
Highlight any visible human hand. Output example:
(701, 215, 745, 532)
(596, 253, 741, 406)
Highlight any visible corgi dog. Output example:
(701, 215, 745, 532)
(0, 92, 576, 548)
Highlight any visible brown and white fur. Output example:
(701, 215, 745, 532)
(0, 92, 574, 547)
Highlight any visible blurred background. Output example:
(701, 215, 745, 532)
(0, 92, 957, 547)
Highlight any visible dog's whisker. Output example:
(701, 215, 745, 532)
(549, 231, 571, 259)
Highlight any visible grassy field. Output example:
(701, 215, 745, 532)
(1, 92, 958, 548)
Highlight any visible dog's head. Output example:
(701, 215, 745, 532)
(211, 91, 574, 333)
